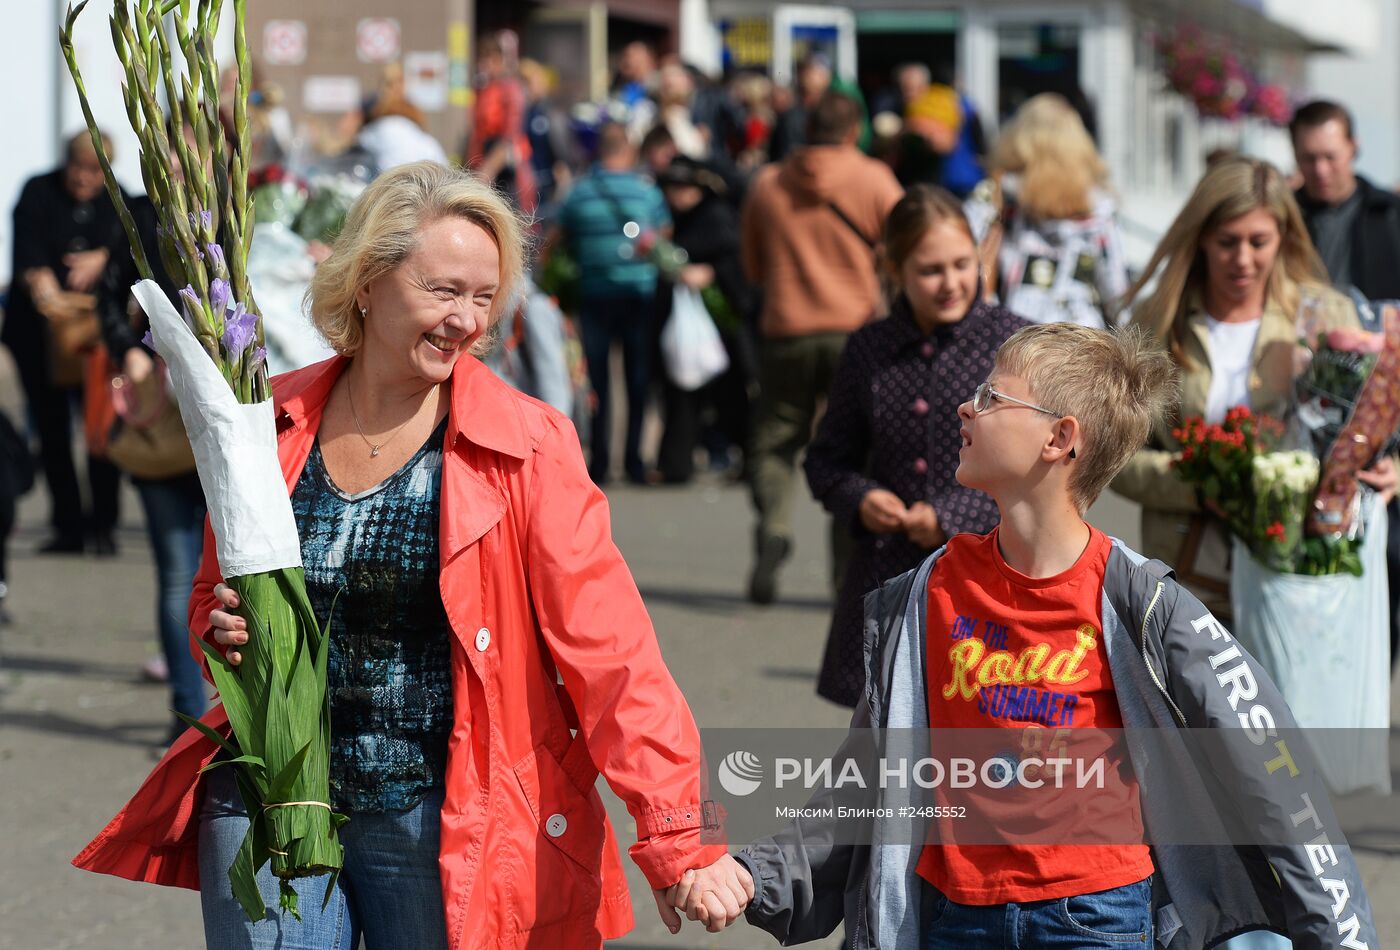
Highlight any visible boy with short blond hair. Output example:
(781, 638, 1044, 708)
(674, 324, 1377, 948)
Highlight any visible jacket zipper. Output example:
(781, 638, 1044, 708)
(1139, 581, 1188, 727)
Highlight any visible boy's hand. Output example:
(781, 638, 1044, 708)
(904, 501, 946, 549)
(860, 489, 908, 534)
(663, 855, 755, 933)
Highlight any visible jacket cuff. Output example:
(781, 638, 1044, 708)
(733, 849, 762, 910)
(637, 802, 710, 838)
(631, 830, 729, 890)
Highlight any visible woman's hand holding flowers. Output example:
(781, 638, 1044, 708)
(209, 582, 248, 666)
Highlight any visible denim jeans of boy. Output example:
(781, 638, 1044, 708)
(199, 765, 449, 950)
(135, 475, 207, 726)
(922, 876, 1152, 948)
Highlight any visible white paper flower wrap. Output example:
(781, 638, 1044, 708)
(133, 279, 302, 577)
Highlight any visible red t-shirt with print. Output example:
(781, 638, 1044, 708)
(915, 525, 1154, 904)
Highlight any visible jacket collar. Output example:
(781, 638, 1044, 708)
(273, 352, 533, 460)
(1297, 174, 1387, 213)
(887, 295, 979, 352)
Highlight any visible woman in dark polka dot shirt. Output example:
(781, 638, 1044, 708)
(804, 186, 1027, 706)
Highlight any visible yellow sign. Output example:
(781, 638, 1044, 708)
(722, 18, 771, 69)
(448, 22, 471, 108)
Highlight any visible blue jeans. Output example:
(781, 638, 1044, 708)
(199, 765, 449, 950)
(578, 290, 655, 481)
(923, 876, 1153, 948)
(135, 475, 207, 725)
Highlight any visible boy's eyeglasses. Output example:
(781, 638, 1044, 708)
(970, 381, 1077, 459)
(971, 381, 1062, 417)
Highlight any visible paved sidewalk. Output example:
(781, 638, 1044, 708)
(1, 482, 1396, 948)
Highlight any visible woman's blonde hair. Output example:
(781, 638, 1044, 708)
(989, 93, 1107, 220)
(1125, 157, 1326, 367)
(308, 161, 527, 356)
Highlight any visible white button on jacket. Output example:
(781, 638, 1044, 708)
(546, 814, 567, 837)
(475, 627, 491, 651)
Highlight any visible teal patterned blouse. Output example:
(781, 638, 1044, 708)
(291, 418, 453, 814)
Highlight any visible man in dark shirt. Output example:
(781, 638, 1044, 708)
(5, 131, 125, 554)
(1290, 99, 1400, 672)
(1291, 100, 1400, 299)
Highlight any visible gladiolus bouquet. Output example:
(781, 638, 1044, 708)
(60, 0, 342, 922)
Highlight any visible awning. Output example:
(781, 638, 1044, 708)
(1135, 0, 1378, 54)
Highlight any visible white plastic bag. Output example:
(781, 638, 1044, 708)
(1229, 493, 1391, 796)
(660, 286, 729, 392)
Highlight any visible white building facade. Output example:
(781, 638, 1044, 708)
(687, 0, 1379, 258)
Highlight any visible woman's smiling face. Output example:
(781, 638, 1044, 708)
(355, 216, 501, 384)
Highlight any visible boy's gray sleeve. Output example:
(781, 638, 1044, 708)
(1155, 582, 1379, 950)
(736, 697, 873, 945)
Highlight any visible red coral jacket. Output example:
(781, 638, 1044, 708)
(72, 354, 725, 946)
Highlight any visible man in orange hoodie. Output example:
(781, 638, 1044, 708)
(741, 90, 903, 604)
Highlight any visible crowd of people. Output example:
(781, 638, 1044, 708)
(8, 31, 1399, 949)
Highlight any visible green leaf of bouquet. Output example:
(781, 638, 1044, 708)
(280, 880, 302, 921)
(174, 709, 239, 757)
(198, 753, 267, 777)
(230, 818, 267, 922)
(322, 866, 340, 912)
(196, 638, 262, 761)
(267, 739, 314, 803)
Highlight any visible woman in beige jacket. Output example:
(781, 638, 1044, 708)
(1113, 157, 1396, 616)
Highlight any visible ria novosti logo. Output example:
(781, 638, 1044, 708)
(717, 750, 765, 796)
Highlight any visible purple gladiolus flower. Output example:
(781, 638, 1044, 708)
(206, 242, 226, 274)
(251, 345, 267, 368)
(178, 284, 202, 323)
(221, 303, 257, 356)
(141, 328, 155, 350)
(210, 278, 231, 315)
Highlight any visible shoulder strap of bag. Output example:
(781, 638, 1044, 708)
(827, 200, 877, 251)
(596, 176, 640, 236)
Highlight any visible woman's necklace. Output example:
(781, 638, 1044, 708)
(346, 382, 426, 458)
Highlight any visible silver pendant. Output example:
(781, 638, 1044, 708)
(371, 445, 380, 457)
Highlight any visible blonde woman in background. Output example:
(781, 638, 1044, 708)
(1112, 157, 1396, 615)
(983, 92, 1129, 328)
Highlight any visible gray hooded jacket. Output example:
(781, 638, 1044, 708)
(736, 540, 1378, 950)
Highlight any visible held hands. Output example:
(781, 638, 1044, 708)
(654, 854, 755, 934)
(209, 583, 248, 666)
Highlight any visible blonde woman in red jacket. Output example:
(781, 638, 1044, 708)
(73, 162, 750, 948)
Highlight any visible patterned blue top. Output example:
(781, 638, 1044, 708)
(291, 418, 453, 814)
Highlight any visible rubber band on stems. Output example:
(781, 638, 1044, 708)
(262, 802, 335, 856)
